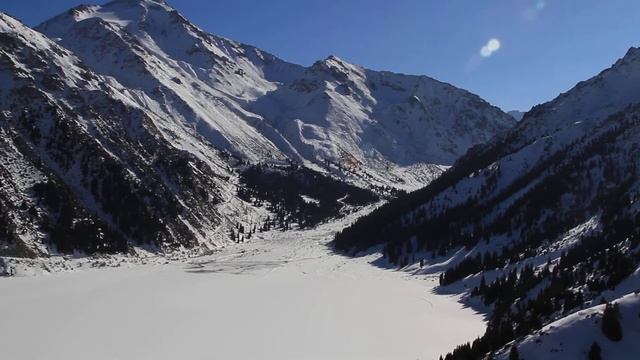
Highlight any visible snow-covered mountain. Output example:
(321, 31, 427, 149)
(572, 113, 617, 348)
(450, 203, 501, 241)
(2, 1, 639, 358)
(0, 11, 241, 257)
(36, 0, 514, 190)
(494, 292, 640, 360)
(335, 47, 640, 359)
(1, 0, 513, 258)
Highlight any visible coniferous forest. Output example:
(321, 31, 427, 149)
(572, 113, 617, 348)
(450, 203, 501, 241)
(238, 163, 379, 230)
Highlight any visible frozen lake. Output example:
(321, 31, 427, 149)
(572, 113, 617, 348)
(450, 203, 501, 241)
(0, 215, 485, 360)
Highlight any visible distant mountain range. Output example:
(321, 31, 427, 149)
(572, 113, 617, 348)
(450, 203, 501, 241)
(0, 0, 513, 258)
(507, 110, 525, 121)
(38, 0, 515, 189)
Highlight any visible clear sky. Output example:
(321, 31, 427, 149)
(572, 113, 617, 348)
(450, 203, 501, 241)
(2, 0, 639, 111)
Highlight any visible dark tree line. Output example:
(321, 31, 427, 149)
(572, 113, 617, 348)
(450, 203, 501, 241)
(238, 163, 378, 230)
(5, 80, 227, 255)
(332, 108, 640, 359)
(441, 211, 639, 360)
(335, 109, 640, 260)
(33, 179, 126, 254)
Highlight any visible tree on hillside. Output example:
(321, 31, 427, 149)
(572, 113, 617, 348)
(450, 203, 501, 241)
(509, 345, 519, 360)
(588, 341, 602, 360)
(601, 303, 623, 341)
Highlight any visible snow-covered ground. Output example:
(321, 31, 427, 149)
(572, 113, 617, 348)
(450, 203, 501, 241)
(0, 209, 485, 360)
(495, 292, 640, 360)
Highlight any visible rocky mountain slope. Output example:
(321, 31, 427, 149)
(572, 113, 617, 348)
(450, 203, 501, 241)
(1, 0, 514, 259)
(335, 47, 640, 359)
(0, 11, 240, 258)
(507, 110, 525, 121)
(37, 0, 514, 190)
(0, 0, 513, 257)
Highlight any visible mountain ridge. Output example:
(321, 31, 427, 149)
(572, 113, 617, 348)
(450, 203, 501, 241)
(36, 0, 514, 190)
(2, 0, 513, 259)
(333, 44, 640, 359)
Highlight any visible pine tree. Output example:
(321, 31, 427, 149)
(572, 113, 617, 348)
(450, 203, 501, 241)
(509, 345, 519, 360)
(601, 303, 623, 341)
(588, 341, 602, 360)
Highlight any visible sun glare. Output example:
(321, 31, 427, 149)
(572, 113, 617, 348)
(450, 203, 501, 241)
(480, 38, 501, 58)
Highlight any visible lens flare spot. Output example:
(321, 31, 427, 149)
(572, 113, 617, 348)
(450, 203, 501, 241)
(480, 38, 501, 58)
(487, 38, 501, 52)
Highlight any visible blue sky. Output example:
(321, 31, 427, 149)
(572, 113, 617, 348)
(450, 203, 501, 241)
(2, 0, 639, 111)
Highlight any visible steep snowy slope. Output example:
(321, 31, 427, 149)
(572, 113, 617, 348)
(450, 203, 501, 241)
(37, 0, 514, 189)
(0, 12, 240, 257)
(2, 0, 514, 258)
(495, 292, 640, 360)
(334, 47, 640, 359)
(253, 55, 514, 187)
(336, 46, 640, 252)
(38, 0, 303, 164)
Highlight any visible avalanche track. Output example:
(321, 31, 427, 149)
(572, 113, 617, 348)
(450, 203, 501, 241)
(0, 209, 485, 360)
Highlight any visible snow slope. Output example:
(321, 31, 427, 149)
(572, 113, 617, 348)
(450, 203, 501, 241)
(495, 292, 640, 360)
(0, 208, 485, 360)
(336, 46, 640, 256)
(1, 0, 516, 258)
(334, 46, 640, 358)
(0, 11, 245, 256)
(37, 0, 514, 189)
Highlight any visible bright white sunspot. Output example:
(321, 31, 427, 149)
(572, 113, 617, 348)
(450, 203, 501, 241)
(480, 38, 501, 57)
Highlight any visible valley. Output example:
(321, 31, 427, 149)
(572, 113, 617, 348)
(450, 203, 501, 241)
(0, 208, 486, 360)
(2, 1, 640, 359)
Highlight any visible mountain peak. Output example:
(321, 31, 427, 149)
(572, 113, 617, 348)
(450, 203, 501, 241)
(0, 12, 24, 31)
(105, 0, 169, 6)
(625, 45, 640, 56)
(324, 54, 344, 63)
(308, 54, 364, 83)
(617, 46, 640, 65)
(321, 54, 358, 69)
(38, 0, 182, 39)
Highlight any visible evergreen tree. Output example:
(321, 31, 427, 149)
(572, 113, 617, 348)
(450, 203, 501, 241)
(509, 345, 519, 360)
(601, 303, 623, 341)
(588, 341, 602, 360)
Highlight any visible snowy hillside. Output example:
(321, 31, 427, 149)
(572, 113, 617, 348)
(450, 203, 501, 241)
(0, 11, 244, 257)
(0, 0, 515, 258)
(36, 0, 514, 190)
(495, 292, 640, 360)
(335, 47, 640, 359)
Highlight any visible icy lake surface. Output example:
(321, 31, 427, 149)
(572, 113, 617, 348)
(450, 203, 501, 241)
(0, 213, 485, 360)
